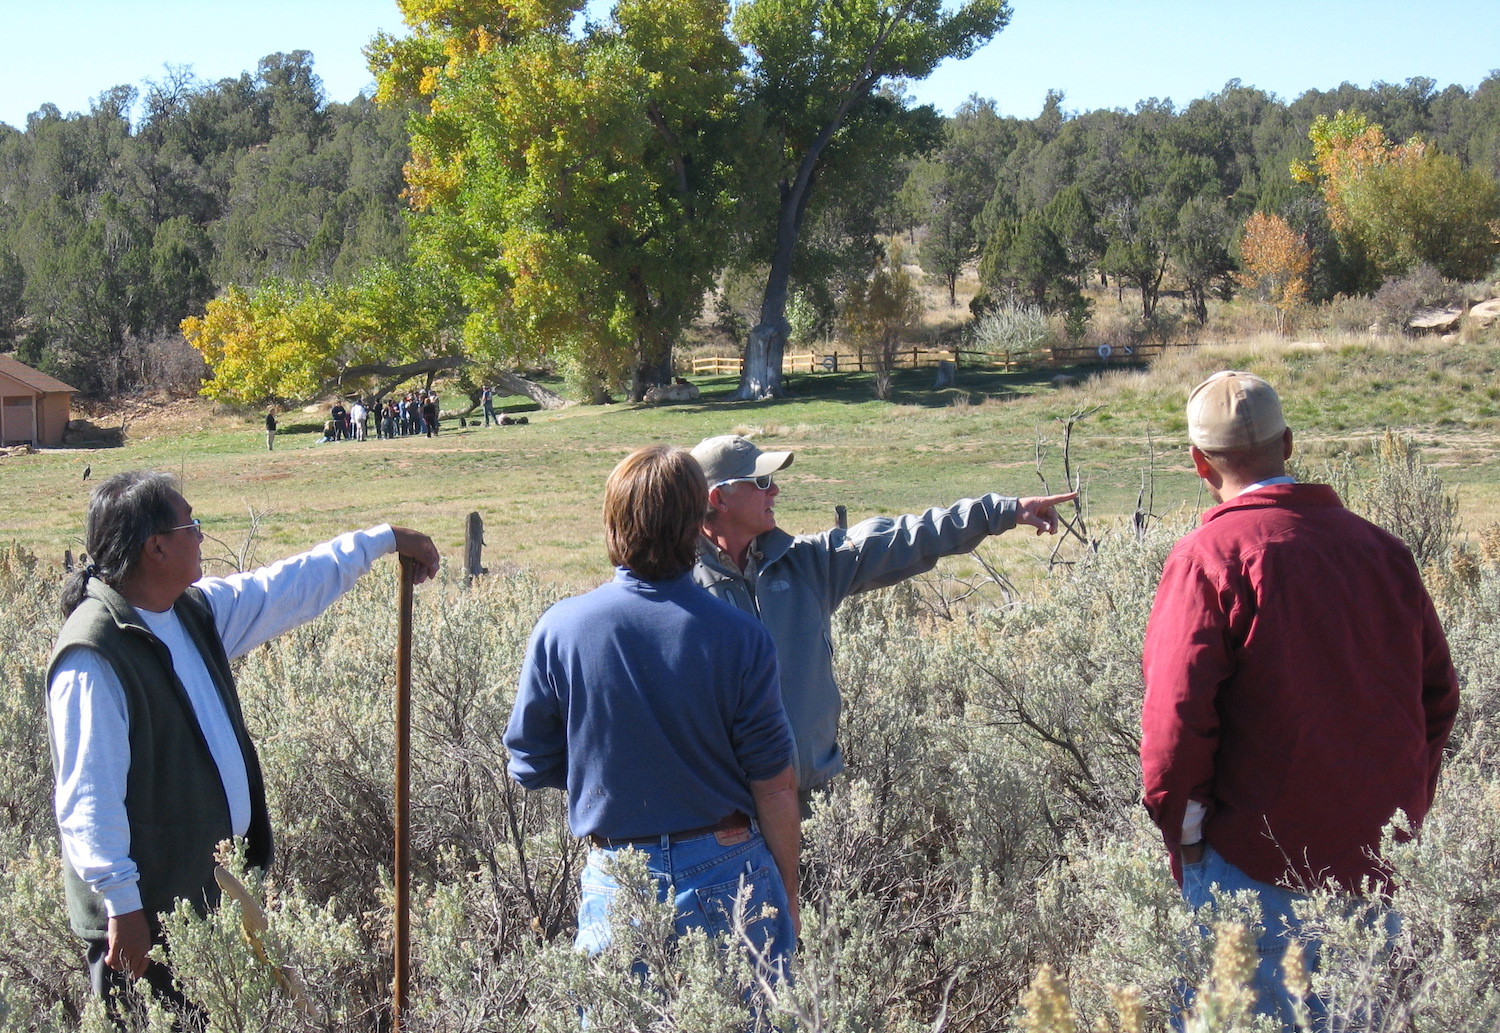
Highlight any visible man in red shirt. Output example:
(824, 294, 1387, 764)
(1141, 371, 1459, 1027)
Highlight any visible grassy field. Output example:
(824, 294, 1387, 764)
(6, 333, 1500, 591)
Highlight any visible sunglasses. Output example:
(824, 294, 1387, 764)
(163, 518, 203, 538)
(712, 474, 775, 492)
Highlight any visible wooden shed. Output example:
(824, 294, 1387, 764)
(0, 355, 78, 448)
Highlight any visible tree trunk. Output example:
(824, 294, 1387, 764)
(1190, 284, 1208, 324)
(628, 346, 674, 403)
(736, 71, 876, 401)
(738, 211, 797, 399)
(330, 356, 571, 410)
(739, 322, 784, 399)
(493, 370, 572, 410)
(624, 322, 672, 398)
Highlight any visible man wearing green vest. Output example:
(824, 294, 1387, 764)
(46, 470, 440, 1021)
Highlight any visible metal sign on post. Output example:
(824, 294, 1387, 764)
(393, 556, 416, 1030)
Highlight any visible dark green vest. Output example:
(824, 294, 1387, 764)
(46, 581, 273, 941)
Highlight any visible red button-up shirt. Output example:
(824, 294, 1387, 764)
(1141, 483, 1459, 892)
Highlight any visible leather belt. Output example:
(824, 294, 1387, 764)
(588, 810, 750, 849)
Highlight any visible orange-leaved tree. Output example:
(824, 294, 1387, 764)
(1236, 213, 1311, 337)
(1291, 110, 1500, 281)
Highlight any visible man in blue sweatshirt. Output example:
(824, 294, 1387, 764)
(505, 445, 800, 973)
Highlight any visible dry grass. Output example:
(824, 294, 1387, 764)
(7, 302, 1500, 589)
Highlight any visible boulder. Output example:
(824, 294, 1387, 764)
(643, 382, 701, 404)
(1408, 307, 1463, 334)
(1467, 298, 1500, 329)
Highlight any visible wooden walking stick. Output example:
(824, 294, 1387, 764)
(394, 555, 416, 1031)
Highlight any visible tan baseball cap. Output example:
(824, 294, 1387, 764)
(1187, 371, 1287, 450)
(690, 435, 794, 484)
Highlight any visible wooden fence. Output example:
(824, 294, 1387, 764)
(691, 347, 996, 376)
(689, 339, 1196, 377)
(1046, 339, 1196, 366)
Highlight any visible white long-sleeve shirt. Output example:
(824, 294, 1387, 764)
(47, 525, 399, 919)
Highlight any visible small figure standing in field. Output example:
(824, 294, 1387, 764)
(264, 410, 276, 451)
(505, 446, 800, 980)
(1140, 371, 1459, 1028)
(45, 470, 440, 1025)
(481, 385, 496, 426)
(688, 433, 1075, 813)
(350, 399, 367, 442)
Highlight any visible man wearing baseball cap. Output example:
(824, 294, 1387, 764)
(689, 433, 1076, 812)
(1140, 371, 1459, 1026)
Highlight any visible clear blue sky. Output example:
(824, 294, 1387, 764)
(2, 0, 1496, 131)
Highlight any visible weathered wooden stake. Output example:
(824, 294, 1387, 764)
(464, 512, 485, 579)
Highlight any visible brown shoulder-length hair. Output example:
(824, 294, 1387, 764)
(603, 446, 707, 580)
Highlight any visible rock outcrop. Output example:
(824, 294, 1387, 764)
(643, 382, 701, 404)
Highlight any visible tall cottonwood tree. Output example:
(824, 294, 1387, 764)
(731, 0, 1010, 398)
(372, 0, 746, 400)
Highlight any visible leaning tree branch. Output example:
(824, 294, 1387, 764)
(319, 356, 572, 410)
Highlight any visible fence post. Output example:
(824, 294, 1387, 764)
(464, 512, 485, 579)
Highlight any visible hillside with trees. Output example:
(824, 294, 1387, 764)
(0, 52, 410, 396)
(2, 31, 1498, 405)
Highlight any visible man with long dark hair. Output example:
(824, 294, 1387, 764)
(46, 471, 440, 1022)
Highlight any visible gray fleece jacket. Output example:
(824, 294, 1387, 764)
(693, 494, 1020, 790)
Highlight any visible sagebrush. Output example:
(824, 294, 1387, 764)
(0, 440, 1495, 1031)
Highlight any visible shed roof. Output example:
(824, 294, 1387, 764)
(0, 355, 78, 394)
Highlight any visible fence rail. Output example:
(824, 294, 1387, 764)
(688, 340, 1193, 377)
(692, 347, 975, 376)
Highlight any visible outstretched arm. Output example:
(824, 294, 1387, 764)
(206, 525, 441, 658)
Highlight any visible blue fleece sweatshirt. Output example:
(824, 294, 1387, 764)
(505, 569, 793, 840)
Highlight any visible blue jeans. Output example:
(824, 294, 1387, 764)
(1181, 845, 1323, 1030)
(576, 826, 795, 975)
(1180, 846, 1404, 1032)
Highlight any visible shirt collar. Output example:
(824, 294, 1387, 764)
(1240, 475, 1296, 495)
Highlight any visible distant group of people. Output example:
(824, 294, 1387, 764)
(302, 392, 443, 444)
(264, 389, 534, 451)
(374, 392, 442, 440)
(47, 371, 1459, 1033)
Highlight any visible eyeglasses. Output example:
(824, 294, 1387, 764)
(163, 518, 203, 538)
(712, 474, 775, 492)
